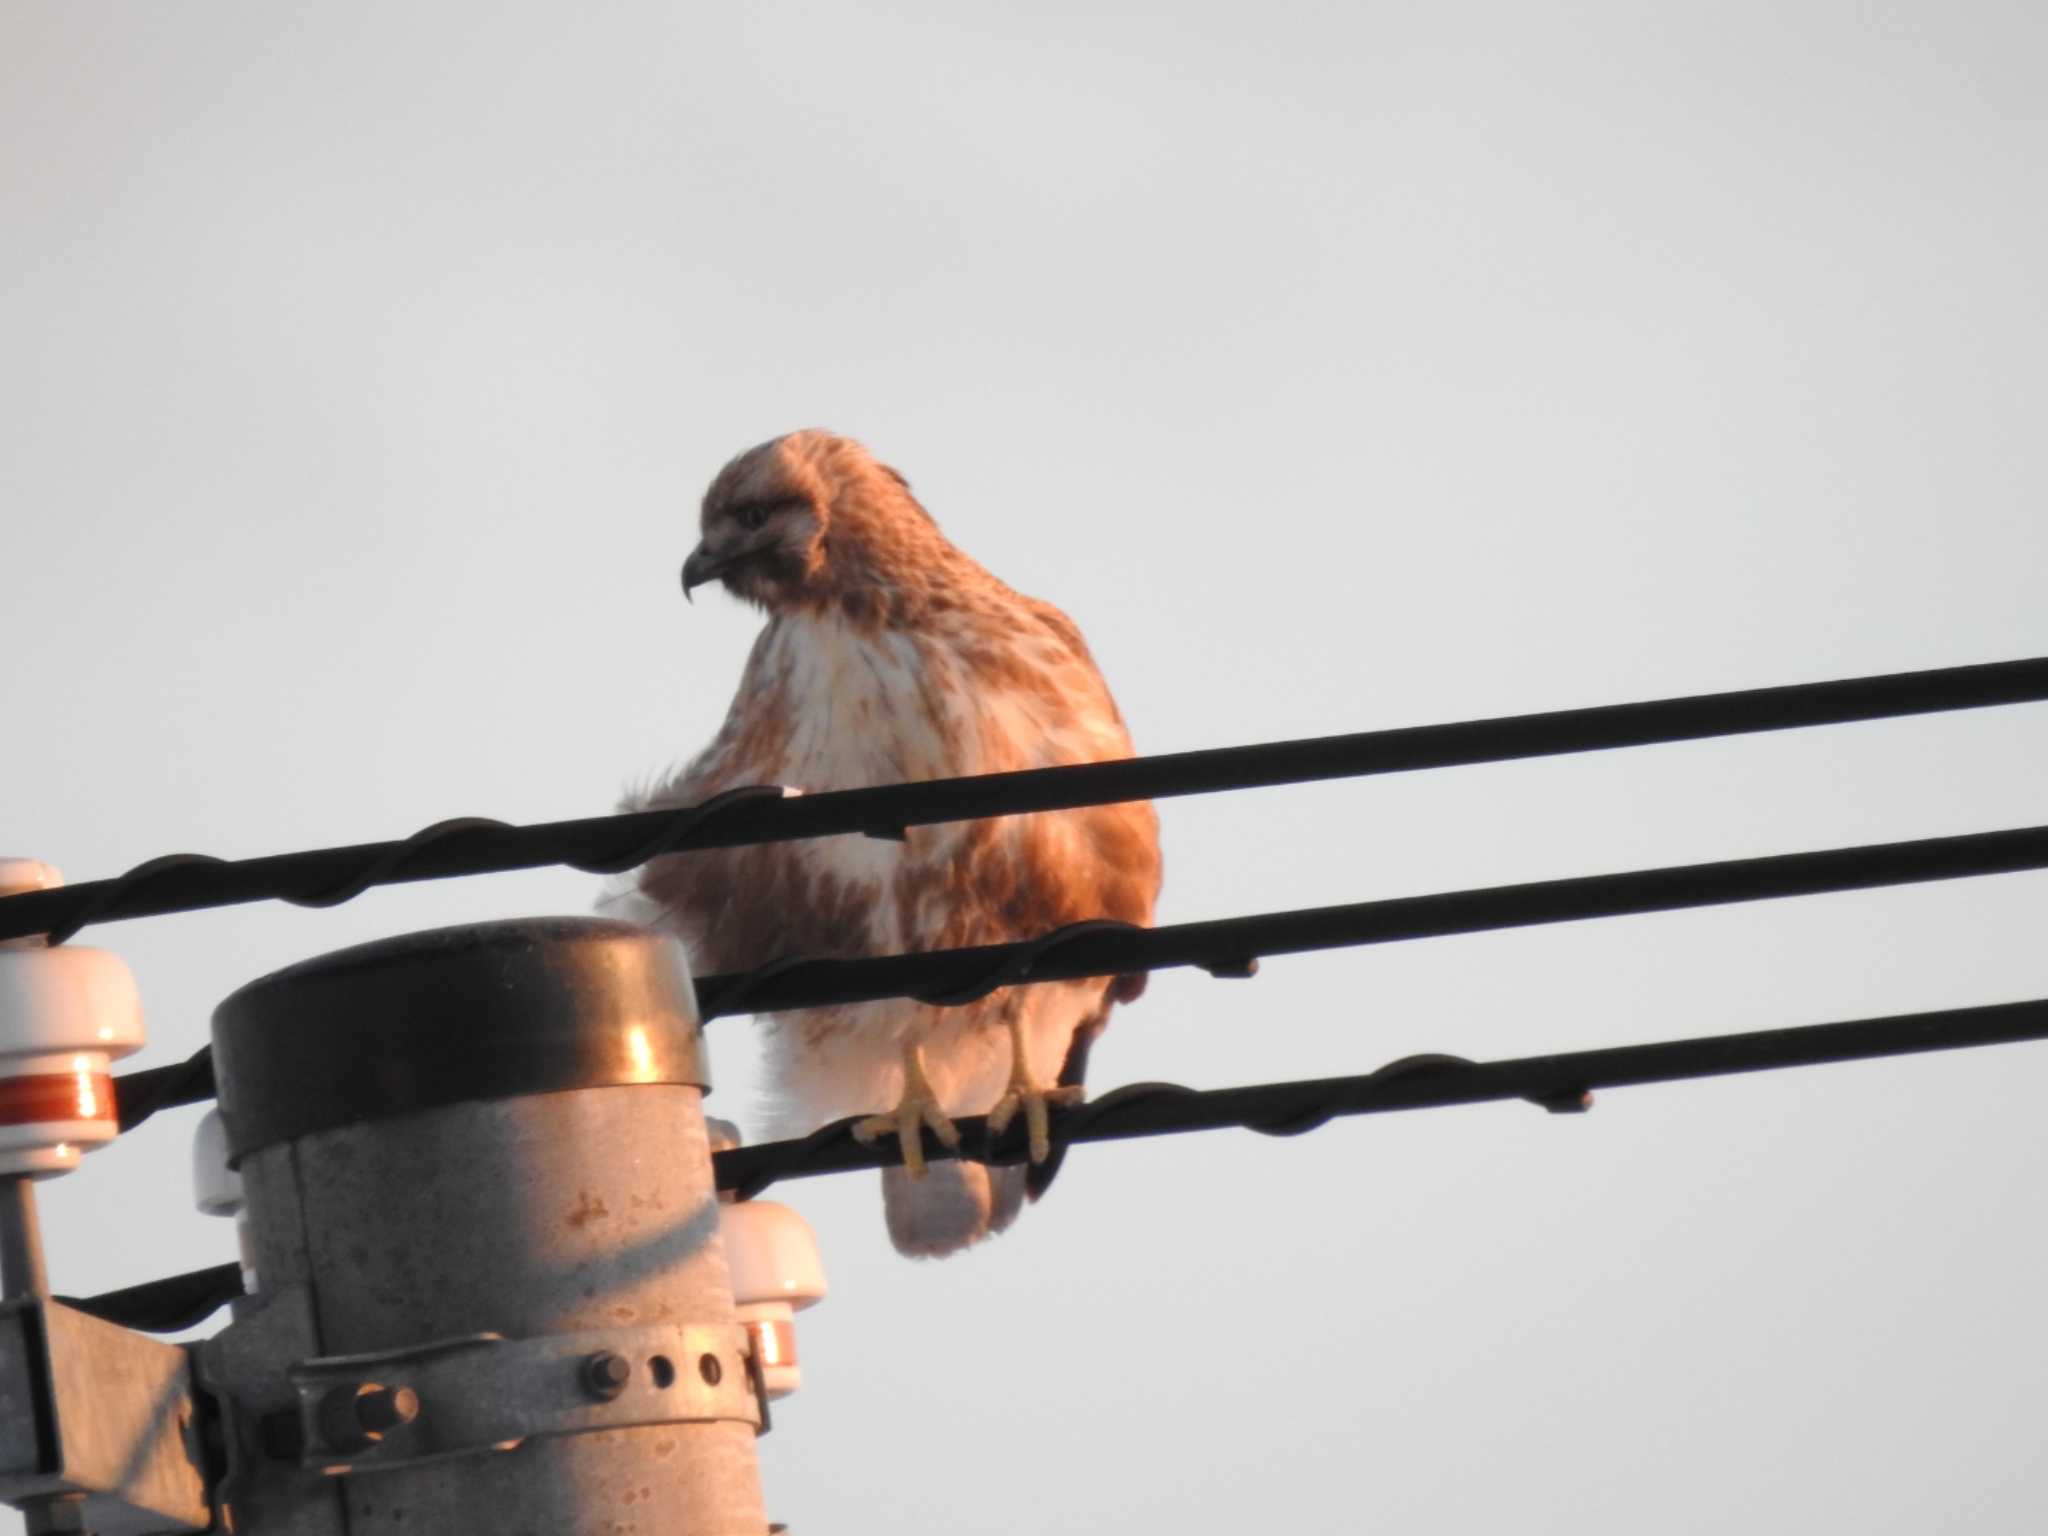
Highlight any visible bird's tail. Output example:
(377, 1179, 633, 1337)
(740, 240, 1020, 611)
(880, 1161, 1026, 1257)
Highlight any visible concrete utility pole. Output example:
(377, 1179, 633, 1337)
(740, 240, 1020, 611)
(0, 892, 787, 1535)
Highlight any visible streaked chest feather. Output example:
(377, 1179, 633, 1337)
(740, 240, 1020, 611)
(640, 605, 1156, 978)
(765, 615, 950, 785)
(746, 611, 1119, 789)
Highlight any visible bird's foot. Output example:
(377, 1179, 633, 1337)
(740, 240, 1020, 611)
(852, 1047, 960, 1179)
(987, 1078, 1084, 1165)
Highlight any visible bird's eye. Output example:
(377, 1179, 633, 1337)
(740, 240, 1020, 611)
(735, 503, 770, 532)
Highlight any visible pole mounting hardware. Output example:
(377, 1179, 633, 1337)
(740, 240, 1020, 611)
(286, 1321, 761, 1476)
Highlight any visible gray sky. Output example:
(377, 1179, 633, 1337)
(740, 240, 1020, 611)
(5, 2, 2048, 1530)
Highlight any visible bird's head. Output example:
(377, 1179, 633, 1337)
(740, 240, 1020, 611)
(682, 430, 947, 621)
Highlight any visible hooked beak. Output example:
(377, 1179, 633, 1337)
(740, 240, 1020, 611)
(680, 543, 725, 603)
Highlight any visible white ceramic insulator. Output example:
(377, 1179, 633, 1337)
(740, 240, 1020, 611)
(192, 1108, 244, 1216)
(191, 1108, 260, 1291)
(721, 1198, 827, 1310)
(0, 861, 146, 1178)
(722, 1200, 827, 1399)
(721, 1198, 826, 1400)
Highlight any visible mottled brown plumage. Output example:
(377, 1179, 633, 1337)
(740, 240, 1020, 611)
(622, 430, 1161, 1255)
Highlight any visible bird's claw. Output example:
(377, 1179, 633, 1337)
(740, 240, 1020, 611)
(853, 1091, 960, 1180)
(987, 1082, 1084, 1165)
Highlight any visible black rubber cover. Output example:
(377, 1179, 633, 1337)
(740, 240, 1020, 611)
(211, 917, 708, 1160)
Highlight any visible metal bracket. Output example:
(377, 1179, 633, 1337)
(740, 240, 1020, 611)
(195, 1283, 348, 1536)
(286, 1321, 760, 1476)
(0, 1299, 211, 1535)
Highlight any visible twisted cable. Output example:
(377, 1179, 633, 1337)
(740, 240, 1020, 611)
(11, 653, 2048, 944)
(81, 993, 2048, 1331)
(713, 993, 2048, 1197)
(108, 819, 2048, 1131)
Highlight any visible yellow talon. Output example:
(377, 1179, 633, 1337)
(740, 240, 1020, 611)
(986, 1015, 1083, 1164)
(852, 1043, 959, 1179)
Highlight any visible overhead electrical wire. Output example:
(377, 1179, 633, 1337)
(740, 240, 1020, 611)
(78, 993, 2048, 1333)
(5, 653, 2046, 945)
(715, 993, 2048, 1195)
(31, 650, 2048, 1337)
(112, 820, 2048, 1132)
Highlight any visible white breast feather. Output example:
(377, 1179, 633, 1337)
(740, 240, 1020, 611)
(728, 611, 1120, 1135)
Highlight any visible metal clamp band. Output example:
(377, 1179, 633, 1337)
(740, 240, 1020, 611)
(286, 1320, 760, 1475)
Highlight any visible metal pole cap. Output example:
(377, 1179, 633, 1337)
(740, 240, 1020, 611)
(211, 917, 708, 1162)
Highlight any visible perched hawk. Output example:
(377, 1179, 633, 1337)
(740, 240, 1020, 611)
(621, 430, 1161, 1256)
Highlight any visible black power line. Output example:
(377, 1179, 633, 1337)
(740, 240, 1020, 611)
(62, 1262, 245, 1334)
(7, 653, 2048, 945)
(717, 994, 2048, 1196)
(111, 821, 2048, 1133)
(691, 822, 2048, 1015)
(82, 993, 2048, 1332)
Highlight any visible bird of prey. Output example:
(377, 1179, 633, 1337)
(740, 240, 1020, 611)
(619, 430, 1161, 1256)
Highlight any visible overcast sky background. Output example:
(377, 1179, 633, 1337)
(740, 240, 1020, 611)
(5, 3, 2048, 1531)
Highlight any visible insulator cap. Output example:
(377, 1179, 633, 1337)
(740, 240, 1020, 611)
(0, 860, 146, 1178)
(721, 1199, 827, 1311)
